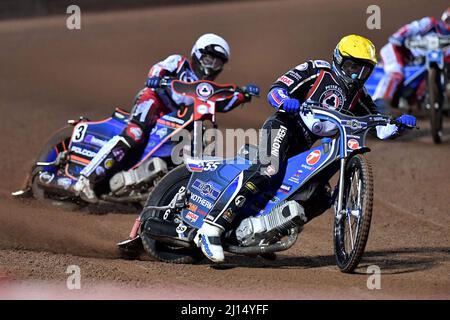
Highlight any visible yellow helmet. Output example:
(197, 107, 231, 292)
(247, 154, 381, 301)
(332, 35, 377, 91)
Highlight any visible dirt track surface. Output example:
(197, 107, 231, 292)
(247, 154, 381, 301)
(1, 0, 449, 299)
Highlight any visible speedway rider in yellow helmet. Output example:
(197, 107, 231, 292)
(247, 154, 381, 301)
(195, 35, 416, 263)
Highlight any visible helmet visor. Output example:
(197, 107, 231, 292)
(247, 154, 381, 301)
(200, 54, 225, 72)
(341, 59, 372, 81)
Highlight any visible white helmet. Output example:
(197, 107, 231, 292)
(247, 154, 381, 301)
(191, 33, 230, 79)
(442, 7, 450, 30)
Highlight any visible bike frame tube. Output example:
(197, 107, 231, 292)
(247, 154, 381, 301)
(336, 158, 346, 219)
(192, 120, 203, 158)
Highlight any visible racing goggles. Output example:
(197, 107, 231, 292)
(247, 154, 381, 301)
(341, 59, 373, 81)
(200, 54, 225, 72)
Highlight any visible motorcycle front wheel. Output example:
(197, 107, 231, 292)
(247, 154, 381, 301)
(333, 155, 373, 273)
(428, 67, 444, 144)
(140, 165, 203, 264)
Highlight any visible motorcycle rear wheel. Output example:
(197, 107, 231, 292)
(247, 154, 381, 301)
(140, 165, 203, 264)
(30, 126, 82, 211)
(333, 155, 373, 273)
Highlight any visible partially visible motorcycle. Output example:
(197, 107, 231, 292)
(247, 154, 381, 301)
(12, 78, 257, 210)
(118, 102, 417, 273)
(365, 33, 450, 143)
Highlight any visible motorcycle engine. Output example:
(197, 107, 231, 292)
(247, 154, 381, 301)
(109, 157, 167, 196)
(235, 200, 307, 247)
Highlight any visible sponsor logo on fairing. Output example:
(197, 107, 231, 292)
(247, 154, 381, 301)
(188, 203, 198, 212)
(185, 211, 199, 223)
(127, 125, 143, 142)
(95, 166, 105, 176)
(155, 127, 168, 138)
(84, 135, 107, 147)
(112, 148, 125, 162)
(190, 194, 214, 209)
(301, 164, 314, 171)
(71, 146, 96, 158)
(288, 176, 300, 184)
(192, 179, 220, 200)
(306, 150, 321, 165)
(277, 75, 294, 86)
(104, 158, 115, 169)
(347, 139, 360, 150)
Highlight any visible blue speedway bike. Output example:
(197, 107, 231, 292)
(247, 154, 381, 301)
(119, 90, 416, 273)
(366, 33, 450, 143)
(12, 78, 255, 210)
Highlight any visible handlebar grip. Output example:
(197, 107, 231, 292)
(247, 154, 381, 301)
(238, 86, 260, 97)
(390, 118, 419, 130)
(159, 77, 172, 88)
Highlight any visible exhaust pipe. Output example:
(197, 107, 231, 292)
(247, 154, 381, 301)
(224, 228, 299, 255)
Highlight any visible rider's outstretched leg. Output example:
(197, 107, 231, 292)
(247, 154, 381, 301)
(74, 89, 170, 203)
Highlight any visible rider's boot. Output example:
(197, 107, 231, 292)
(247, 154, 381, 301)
(195, 168, 273, 263)
(74, 175, 98, 203)
(73, 135, 132, 203)
(195, 221, 225, 263)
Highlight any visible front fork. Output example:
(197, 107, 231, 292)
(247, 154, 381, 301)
(192, 120, 218, 158)
(192, 121, 203, 158)
(335, 158, 347, 221)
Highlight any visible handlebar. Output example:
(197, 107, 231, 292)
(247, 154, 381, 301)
(405, 35, 450, 50)
(236, 86, 260, 98)
(148, 76, 259, 100)
(301, 101, 419, 130)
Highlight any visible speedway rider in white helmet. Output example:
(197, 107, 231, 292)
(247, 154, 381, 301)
(74, 33, 259, 202)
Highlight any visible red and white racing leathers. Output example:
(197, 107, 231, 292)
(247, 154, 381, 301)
(373, 17, 450, 101)
(81, 54, 247, 181)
